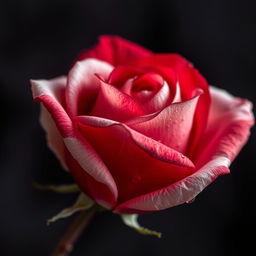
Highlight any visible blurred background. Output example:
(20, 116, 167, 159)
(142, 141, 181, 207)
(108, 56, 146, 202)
(0, 0, 255, 255)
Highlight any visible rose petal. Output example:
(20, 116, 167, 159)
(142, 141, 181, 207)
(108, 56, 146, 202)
(76, 115, 194, 167)
(114, 156, 230, 214)
(30, 77, 73, 137)
(40, 105, 68, 170)
(90, 78, 145, 121)
(108, 66, 145, 87)
(130, 72, 169, 112)
(144, 81, 170, 112)
(119, 73, 171, 113)
(195, 86, 254, 167)
(178, 65, 211, 158)
(130, 53, 190, 73)
(129, 90, 203, 154)
(65, 150, 117, 209)
(76, 116, 195, 203)
(114, 87, 254, 213)
(66, 58, 113, 116)
(132, 55, 211, 158)
(172, 82, 181, 103)
(31, 76, 118, 207)
(64, 135, 118, 208)
(130, 58, 183, 104)
(77, 35, 153, 66)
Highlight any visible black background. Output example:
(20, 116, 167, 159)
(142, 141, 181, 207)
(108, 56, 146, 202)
(0, 1, 255, 255)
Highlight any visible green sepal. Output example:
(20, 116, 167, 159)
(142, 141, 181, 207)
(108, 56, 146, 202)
(47, 193, 94, 225)
(121, 214, 162, 238)
(33, 183, 80, 193)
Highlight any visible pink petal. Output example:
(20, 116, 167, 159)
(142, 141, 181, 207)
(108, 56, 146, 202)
(64, 135, 118, 208)
(76, 115, 194, 167)
(90, 78, 145, 121)
(132, 55, 211, 158)
(178, 65, 210, 158)
(118, 73, 171, 113)
(130, 72, 170, 113)
(76, 116, 195, 203)
(172, 82, 181, 103)
(30, 77, 73, 137)
(195, 86, 254, 167)
(144, 81, 170, 112)
(130, 56, 185, 104)
(65, 150, 117, 209)
(31, 76, 118, 208)
(130, 53, 190, 73)
(66, 58, 113, 116)
(40, 105, 68, 170)
(77, 36, 153, 66)
(114, 156, 230, 214)
(114, 86, 254, 214)
(129, 90, 203, 154)
(108, 66, 145, 87)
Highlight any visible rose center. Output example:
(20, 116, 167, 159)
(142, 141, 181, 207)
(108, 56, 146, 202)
(131, 72, 164, 102)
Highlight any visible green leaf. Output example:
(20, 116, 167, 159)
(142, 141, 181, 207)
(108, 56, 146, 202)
(121, 214, 162, 238)
(47, 193, 94, 225)
(33, 183, 80, 193)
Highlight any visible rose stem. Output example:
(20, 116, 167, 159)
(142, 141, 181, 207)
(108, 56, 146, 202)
(50, 206, 97, 256)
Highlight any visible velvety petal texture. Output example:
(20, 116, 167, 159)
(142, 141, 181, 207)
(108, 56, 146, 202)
(31, 36, 254, 214)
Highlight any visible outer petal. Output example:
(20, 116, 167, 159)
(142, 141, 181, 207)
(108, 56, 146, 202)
(31, 76, 118, 208)
(178, 65, 211, 159)
(195, 86, 254, 167)
(40, 105, 68, 170)
(76, 116, 194, 168)
(64, 135, 118, 208)
(30, 76, 73, 137)
(77, 35, 153, 66)
(66, 58, 113, 116)
(76, 116, 195, 203)
(114, 87, 254, 214)
(114, 156, 230, 214)
(130, 53, 190, 73)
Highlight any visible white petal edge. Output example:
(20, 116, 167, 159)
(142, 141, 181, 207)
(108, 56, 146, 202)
(66, 58, 113, 116)
(31, 76, 67, 100)
(172, 81, 181, 103)
(114, 155, 230, 212)
(146, 81, 170, 112)
(63, 137, 118, 200)
(40, 105, 68, 170)
(209, 86, 254, 122)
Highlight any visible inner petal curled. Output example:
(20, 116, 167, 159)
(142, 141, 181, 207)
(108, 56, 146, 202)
(120, 72, 171, 113)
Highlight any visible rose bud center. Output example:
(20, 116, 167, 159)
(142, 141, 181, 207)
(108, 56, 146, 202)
(131, 72, 164, 102)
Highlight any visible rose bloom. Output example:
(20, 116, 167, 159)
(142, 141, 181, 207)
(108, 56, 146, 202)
(31, 36, 254, 214)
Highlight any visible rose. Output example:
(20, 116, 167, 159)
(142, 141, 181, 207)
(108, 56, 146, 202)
(31, 36, 254, 214)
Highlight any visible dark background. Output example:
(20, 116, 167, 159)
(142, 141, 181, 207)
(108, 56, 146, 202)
(0, 0, 255, 255)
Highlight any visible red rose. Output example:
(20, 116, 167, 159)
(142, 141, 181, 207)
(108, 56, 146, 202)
(31, 36, 254, 214)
